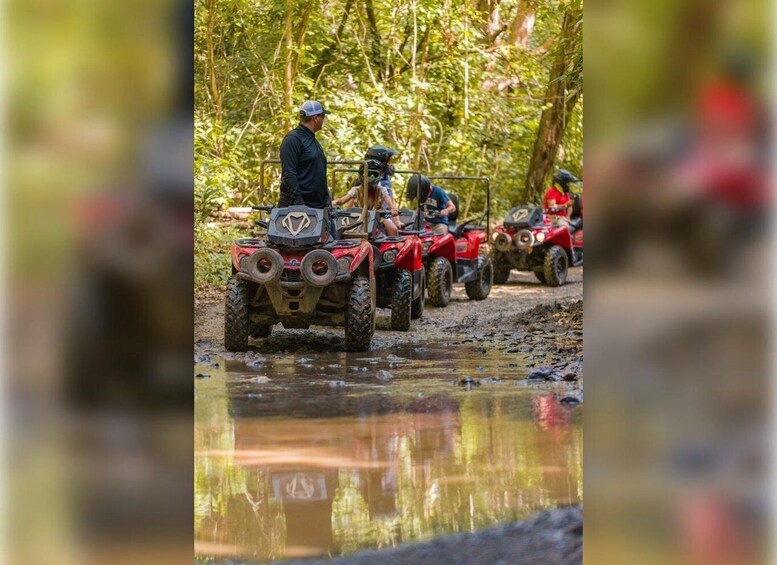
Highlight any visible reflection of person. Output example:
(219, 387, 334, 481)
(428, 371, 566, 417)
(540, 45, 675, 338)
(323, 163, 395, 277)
(408, 175, 456, 235)
(278, 100, 331, 208)
(543, 169, 580, 223)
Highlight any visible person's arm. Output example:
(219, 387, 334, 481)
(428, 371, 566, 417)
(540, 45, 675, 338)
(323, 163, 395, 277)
(333, 186, 357, 207)
(381, 186, 400, 218)
(280, 134, 304, 205)
(438, 189, 455, 217)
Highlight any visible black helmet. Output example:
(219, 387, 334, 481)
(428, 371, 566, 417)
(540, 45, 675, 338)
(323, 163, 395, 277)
(553, 169, 580, 191)
(358, 158, 384, 187)
(365, 144, 399, 166)
(406, 174, 431, 201)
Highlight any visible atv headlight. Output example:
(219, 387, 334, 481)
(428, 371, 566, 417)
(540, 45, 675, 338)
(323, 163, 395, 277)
(336, 256, 352, 275)
(382, 249, 397, 263)
(535, 232, 546, 243)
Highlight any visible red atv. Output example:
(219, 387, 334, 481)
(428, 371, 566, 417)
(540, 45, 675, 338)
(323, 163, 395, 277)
(399, 175, 493, 306)
(334, 207, 424, 330)
(491, 194, 583, 286)
(224, 160, 377, 352)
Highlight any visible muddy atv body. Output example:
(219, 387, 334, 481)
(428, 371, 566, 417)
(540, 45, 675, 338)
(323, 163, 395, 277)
(334, 204, 424, 331)
(490, 204, 583, 286)
(225, 203, 376, 353)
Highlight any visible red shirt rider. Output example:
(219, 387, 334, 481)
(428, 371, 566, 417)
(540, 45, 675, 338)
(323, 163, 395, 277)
(544, 186, 572, 218)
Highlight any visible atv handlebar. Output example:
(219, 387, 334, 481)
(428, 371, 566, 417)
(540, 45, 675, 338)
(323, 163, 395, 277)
(251, 205, 274, 212)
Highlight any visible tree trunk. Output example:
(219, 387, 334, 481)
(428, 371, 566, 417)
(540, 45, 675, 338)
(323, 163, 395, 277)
(509, 2, 535, 47)
(523, 7, 582, 203)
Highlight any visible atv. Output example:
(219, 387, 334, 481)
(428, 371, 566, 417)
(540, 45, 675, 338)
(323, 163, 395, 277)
(224, 160, 377, 352)
(330, 162, 425, 331)
(490, 193, 583, 286)
(398, 174, 493, 306)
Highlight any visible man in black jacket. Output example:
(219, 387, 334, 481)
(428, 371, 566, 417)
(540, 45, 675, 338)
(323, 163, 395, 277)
(278, 100, 332, 208)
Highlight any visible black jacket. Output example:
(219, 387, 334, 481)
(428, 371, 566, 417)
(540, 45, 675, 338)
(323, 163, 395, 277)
(278, 124, 330, 208)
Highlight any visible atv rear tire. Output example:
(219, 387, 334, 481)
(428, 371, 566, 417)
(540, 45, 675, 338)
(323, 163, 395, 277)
(534, 271, 546, 284)
(543, 245, 568, 287)
(224, 276, 250, 351)
(465, 253, 493, 300)
(491, 249, 511, 284)
(390, 269, 412, 331)
(345, 276, 374, 351)
(411, 268, 425, 319)
(427, 256, 452, 307)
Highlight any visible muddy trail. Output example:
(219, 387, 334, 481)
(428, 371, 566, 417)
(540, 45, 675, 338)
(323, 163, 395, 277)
(195, 269, 582, 565)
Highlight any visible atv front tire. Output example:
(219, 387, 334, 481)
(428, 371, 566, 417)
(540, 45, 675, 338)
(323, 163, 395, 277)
(411, 269, 425, 319)
(491, 250, 511, 284)
(345, 275, 374, 351)
(224, 276, 250, 351)
(427, 256, 452, 307)
(543, 245, 568, 287)
(390, 269, 413, 331)
(465, 253, 493, 300)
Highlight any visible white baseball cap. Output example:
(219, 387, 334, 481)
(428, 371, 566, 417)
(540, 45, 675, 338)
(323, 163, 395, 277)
(299, 100, 331, 117)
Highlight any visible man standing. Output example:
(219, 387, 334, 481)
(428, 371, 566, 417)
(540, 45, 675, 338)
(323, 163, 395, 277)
(278, 100, 331, 208)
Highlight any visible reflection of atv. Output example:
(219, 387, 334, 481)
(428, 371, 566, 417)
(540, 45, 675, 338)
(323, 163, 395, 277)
(224, 160, 376, 352)
(398, 175, 493, 306)
(491, 199, 583, 286)
(334, 207, 424, 330)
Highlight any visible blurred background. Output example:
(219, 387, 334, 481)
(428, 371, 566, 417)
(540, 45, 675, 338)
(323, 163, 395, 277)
(5, 0, 193, 563)
(585, 0, 771, 563)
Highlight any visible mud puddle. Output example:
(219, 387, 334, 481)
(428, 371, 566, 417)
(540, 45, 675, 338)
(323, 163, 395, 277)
(195, 344, 582, 563)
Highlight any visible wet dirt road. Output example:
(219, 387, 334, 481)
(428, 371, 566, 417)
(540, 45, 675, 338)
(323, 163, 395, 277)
(195, 269, 583, 563)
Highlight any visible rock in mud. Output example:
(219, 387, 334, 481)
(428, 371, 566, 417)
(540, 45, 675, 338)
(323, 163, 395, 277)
(350, 366, 368, 372)
(194, 354, 211, 364)
(414, 347, 428, 353)
(327, 364, 341, 369)
(560, 395, 582, 405)
(386, 354, 406, 363)
(459, 377, 481, 389)
(296, 357, 312, 364)
(376, 370, 394, 382)
(528, 367, 555, 382)
(563, 372, 578, 382)
(195, 373, 210, 379)
(247, 358, 266, 369)
(480, 377, 503, 385)
(328, 380, 346, 388)
(250, 376, 271, 384)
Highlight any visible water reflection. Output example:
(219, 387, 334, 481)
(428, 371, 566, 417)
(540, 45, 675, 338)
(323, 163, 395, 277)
(195, 357, 582, 562)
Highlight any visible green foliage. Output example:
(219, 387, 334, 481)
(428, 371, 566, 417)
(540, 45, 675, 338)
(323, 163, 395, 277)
(194, 0, 583, 289)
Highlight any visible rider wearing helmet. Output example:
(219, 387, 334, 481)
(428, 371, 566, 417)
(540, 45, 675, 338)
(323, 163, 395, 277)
(544, 169, 580, 223)
(332, 147, 401, 236)
(365, 144, 399, 207)
(407, 174, 457, 235)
